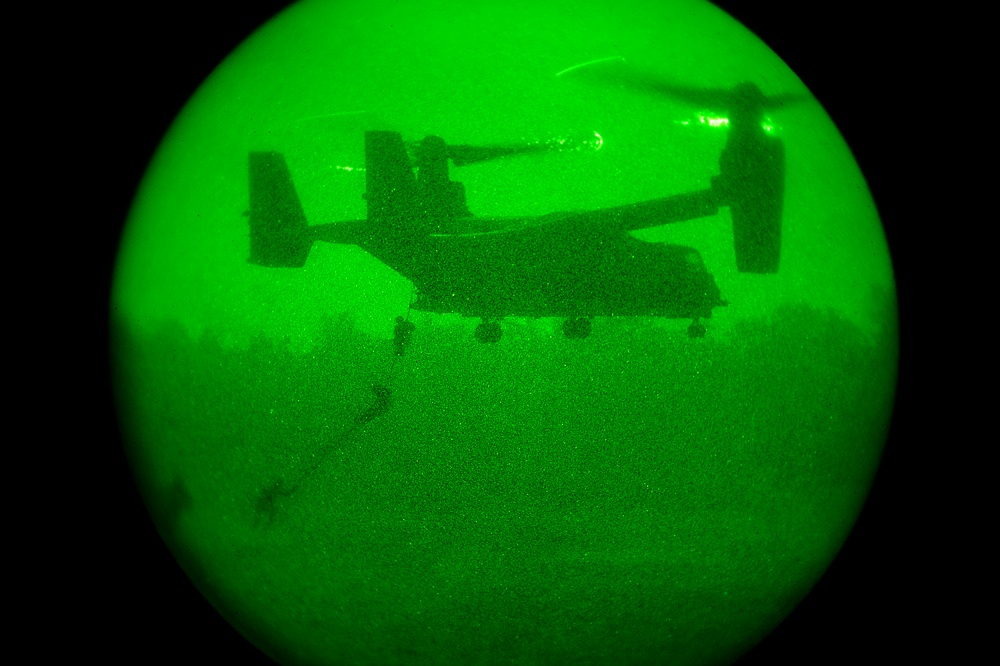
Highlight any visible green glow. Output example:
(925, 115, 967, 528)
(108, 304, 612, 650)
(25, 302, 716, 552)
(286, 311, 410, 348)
(111, 1, 897, 664)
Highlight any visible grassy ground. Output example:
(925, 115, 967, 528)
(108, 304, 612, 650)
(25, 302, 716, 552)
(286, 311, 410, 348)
(113, 303, 895, 665)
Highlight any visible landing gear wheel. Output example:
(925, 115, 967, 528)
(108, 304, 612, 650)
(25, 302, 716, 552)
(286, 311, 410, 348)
(475, 320, 502, 344)
(562, 317, 592, 339)
(687, 318, 706, 339)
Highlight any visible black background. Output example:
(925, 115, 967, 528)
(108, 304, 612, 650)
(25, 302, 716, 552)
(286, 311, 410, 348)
(76, 1, 926, 663)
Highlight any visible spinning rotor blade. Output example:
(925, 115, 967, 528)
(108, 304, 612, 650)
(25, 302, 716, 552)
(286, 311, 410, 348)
(447, 133, 598, 167)
(760, 92, 809, 111)
(560, 59, 807, 114)
(608, 76, 806, 112)
(447, 142, 554, 167)
(406, 133, 600, 169)
(560, 59, 795, 274)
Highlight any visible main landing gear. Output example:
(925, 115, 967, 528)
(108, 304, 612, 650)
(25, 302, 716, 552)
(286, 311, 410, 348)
(562, 317, 592, 339)
(475, 319, 503, 343)
(687, 318, 707, 338)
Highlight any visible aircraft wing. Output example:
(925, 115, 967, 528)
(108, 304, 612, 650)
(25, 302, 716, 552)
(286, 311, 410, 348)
(427, 189, 719, 240)
(563, 189, 719, 234)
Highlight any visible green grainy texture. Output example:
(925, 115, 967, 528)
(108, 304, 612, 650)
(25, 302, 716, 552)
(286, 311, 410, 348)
(114, 306, 895, 665)
(112, 0, 892, 347)
(110, 0, 898, 664)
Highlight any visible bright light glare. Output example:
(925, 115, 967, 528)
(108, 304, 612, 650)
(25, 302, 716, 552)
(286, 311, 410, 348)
(698, 114, 729, 128)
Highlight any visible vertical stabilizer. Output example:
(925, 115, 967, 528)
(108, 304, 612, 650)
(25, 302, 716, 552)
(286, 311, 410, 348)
(248, 152, 313, 267)
(364, 131, 417, 228)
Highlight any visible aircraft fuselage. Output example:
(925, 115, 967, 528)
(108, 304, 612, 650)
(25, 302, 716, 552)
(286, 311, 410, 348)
(360, 214, 723, 321)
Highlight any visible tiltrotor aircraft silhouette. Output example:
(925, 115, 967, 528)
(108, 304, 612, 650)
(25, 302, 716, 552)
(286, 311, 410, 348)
(247, 76, 794, 342)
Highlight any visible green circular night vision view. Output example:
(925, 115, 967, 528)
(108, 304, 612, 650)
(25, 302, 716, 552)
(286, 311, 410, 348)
(111, 1, 898, 664)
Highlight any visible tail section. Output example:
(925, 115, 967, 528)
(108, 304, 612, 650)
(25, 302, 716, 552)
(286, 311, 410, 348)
(364, 131, 417, 229)
(248, 152, 313, 267)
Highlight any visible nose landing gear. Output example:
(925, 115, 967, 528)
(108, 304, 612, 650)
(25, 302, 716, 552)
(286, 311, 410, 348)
(687, 318, 707, 338)
(562, 317, 592, 339)
(475, 319, 503, 343)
